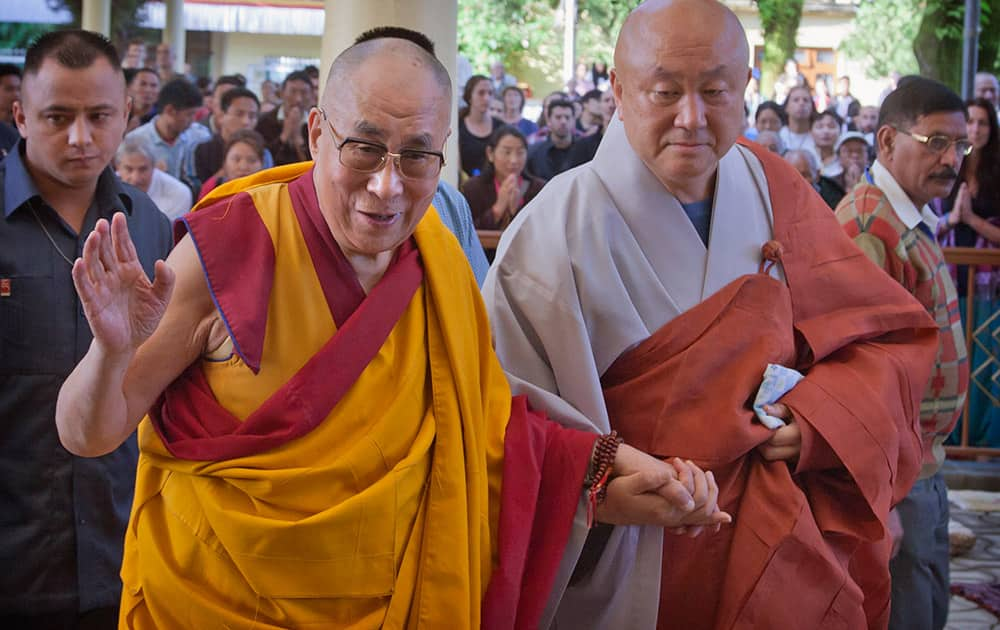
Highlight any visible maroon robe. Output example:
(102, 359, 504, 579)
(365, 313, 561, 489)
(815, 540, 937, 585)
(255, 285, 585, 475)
(601, 141, 938, 630)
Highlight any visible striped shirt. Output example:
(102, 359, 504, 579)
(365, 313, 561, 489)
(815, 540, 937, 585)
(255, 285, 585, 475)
(835, 163, 968, 478)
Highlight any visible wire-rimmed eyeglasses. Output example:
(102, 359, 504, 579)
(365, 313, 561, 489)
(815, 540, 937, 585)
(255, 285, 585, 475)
(318, 108, 445, 180)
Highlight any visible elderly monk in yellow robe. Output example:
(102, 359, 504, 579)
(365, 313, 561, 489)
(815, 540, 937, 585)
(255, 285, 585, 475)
(54, 32, 730, 629)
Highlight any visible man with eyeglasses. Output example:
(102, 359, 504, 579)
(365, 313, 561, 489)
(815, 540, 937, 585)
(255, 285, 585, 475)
(53, 31, 729, 629)
(835, 75, 970, 630)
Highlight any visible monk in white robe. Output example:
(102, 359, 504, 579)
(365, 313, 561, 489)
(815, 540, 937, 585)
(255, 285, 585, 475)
(484, 2, 938, 628)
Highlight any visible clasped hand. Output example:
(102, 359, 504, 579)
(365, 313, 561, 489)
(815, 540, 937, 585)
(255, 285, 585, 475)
(596, 444, 731, 537)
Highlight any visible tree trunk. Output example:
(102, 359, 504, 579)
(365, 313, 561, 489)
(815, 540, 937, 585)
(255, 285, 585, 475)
(757, 0, 804, 98)
(913, 0, 964, 92)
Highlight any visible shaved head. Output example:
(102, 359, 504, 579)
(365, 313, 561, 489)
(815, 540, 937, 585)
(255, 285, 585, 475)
(614, 0, 749, 78)
(324, 37, 452, 109)
(609, 0, 751, 202)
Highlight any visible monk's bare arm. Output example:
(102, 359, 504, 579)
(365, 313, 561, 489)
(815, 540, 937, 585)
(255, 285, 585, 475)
(56, 223, 219, 457)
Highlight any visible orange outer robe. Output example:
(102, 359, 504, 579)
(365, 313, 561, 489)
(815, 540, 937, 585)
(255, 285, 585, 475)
(119, 164, 595, 629)
(601, 142, 938, 630)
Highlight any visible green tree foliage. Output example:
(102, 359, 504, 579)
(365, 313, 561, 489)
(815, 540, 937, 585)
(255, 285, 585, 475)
(756, 0, 804, 97)
(842, 0, 1000, 91)
(0, 23, 56, 54)
(913, 0, 999, 92)
(839, 0, 921, 79)
(457, 0, 636, 93)
(458, 0, 562, 88)
(575, 0, 636, 70)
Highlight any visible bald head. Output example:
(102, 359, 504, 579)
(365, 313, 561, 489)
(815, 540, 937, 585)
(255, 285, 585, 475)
(614, 0, 749, 77)
(324, 38, 452, 109)
(608, 0, 751, 203)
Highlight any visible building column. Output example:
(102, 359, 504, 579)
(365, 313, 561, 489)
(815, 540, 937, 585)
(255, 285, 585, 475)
(321, 0, 459, 186)
(81, 0, 111, 36)
(163, 0, 187, 76)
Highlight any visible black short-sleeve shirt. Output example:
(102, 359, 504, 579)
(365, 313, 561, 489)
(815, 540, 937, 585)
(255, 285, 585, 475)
(0, 142, 172, 615)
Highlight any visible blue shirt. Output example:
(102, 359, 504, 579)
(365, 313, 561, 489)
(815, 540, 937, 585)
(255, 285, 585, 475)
(125, 116, 211, 188)
(432, 180, 489, 286)
(0, 143, 172, 615)
(680, 198, 713, 246)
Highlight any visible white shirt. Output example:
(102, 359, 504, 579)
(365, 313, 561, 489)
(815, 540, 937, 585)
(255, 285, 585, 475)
(870, 160, 939, 232)
(147, 168, 193, 222)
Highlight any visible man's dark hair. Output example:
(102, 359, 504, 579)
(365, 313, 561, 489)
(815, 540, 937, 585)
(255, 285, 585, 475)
(878, 75, 966, 131)
(23, 30, 121, 77)
(282, 70, 312, 90)
(156, 77, 203, 110)
(0, 63, 21, 80)
(814, 108, 843, 128)
(502, 85, 525, 112)
(755, 100, 787, 126)
(125, 67, 158, 87)
(221, 87, 259, 112)
(581, 89, 602, 105)
(547, 98, 575, 118)
(354, 27, 436, 56)
(214, 74, 246, 91)
(302, 64, 320, 80)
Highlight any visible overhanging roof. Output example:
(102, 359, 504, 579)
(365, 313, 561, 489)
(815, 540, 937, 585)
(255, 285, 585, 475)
(141, 0, 325, 36)
(0, 0, 74, 24)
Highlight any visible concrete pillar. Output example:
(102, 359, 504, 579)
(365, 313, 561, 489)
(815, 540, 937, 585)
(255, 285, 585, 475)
(320, 0, 459, 186)
(163, 0, 187, 76)
(81, 0, 111, 36)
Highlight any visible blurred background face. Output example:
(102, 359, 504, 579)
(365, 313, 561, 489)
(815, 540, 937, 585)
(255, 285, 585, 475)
(223, 141, 262, 180)
(221, 96, 259, 137)
(785, 87, 813, 121)
(755, 130, 781, 153)
(0, 72, 21, 122)
(967, 104, 992, 150)
(503, 89, 523, 114)
(160, 104, 197, 138)
(975, 74, 999, 106)
(785, 152, 816, 183)
(488, 97, 504, 119)
(156, 43, 174, 69)
(547, 105, 574, 139)
(469, 79, 493, 115)
(857, 106, 878, 133)
(488, 134, 527, 181)
(116, 152, 154, 191)
(837, 139, 868, 171)
(211, 82, 236, 122)
(281, 79, 311, 110)
(601, 90, 616, 123)
(755, 108, 782, 133)
(811, 114, 839, 151)
(130, 70, 159, 108)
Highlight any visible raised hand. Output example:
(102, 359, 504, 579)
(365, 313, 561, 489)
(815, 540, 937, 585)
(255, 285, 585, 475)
(71, 212, 175, 357)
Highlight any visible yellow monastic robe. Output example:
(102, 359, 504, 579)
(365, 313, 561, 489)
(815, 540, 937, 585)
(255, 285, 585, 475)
(119, 164, 515, 629)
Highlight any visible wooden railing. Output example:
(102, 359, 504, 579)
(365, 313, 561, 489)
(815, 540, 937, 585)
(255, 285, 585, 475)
(477, 230, 502, 251)
(943, 247, 1000, 458)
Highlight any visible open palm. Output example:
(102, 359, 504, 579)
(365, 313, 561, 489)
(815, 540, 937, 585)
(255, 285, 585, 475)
(71, 213, 174, 355)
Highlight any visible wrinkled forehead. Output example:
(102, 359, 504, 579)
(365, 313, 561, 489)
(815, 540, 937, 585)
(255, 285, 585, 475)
(327, 65, 449, 140)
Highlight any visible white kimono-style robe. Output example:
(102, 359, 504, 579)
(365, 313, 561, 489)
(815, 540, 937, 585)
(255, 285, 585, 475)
(483, 117, 782, 628)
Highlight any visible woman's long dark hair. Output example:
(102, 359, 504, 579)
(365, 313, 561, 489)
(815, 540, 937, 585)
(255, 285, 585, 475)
(481, 125, 528, 180)
(946, 98, 1000, 220)
(459, 74, 490, 120)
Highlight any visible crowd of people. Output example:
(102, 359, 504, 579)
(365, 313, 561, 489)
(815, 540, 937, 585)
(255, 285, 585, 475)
(1, 0, 1000, 628)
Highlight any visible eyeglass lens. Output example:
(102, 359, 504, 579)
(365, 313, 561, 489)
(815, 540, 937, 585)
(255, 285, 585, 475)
(340, 142, 441, 179)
